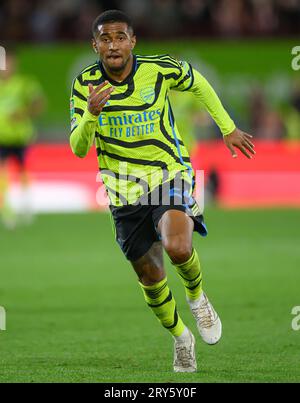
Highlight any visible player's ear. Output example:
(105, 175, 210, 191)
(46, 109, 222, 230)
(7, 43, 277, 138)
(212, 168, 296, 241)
(130, 35, 136, 50)
(92, 38, 98, 54)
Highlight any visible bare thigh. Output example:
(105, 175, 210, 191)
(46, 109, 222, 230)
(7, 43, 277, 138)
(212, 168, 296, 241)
(158, 209, 194, 264)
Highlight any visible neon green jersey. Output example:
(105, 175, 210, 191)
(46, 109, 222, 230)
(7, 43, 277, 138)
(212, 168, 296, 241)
(70, 54, 235, 206)
(0, 75, 42, 146)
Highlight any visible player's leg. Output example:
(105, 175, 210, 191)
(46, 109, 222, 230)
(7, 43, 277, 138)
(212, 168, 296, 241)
(131, 240, 186, 338)
(0, 158, 8, 207)
(158, 209, 222, 345)
(158, 210, 203, 301)
(131, 241, 196, 372)
(16, 146, 33, 224)
(0, 150, 16, 229)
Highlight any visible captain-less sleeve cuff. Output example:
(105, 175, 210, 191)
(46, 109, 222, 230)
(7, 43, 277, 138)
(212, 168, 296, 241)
(81, 109, 99, 122)
(221, 122, 236, 136)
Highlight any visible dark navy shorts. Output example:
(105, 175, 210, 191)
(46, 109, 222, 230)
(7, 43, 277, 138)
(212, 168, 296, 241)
(0, 145, 27, 166)
(109, 179, 207, 261)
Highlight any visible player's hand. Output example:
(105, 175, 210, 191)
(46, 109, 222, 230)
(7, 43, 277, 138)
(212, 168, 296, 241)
(223, 128, 256, 159)
(87, 81, 114, 116)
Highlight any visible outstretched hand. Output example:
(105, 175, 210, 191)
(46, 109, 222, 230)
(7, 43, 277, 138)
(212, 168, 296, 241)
(88, 81, 114, 116)
(224, 128, 256, 159)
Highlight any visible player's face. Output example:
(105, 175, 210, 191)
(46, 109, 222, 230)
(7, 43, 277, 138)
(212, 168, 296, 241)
(93, 22, 136, 73)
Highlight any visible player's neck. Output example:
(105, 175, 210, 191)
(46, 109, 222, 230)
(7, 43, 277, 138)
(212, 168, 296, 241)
(102, 55, 134, 83)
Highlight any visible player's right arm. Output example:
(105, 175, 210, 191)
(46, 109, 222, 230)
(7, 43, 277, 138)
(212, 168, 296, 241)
(70, 79, 113, 158)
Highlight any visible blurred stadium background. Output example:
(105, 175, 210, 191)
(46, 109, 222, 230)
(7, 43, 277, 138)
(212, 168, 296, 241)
(0, 0, 300, 383)
(1, 0, 300, 212)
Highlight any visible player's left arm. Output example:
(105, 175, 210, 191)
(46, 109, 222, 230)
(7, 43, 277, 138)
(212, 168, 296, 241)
(171, 60, 255, 159)
(191, 69, 255, 159)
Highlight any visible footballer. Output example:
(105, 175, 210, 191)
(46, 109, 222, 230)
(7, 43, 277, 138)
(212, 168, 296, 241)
(70, 10, 255, 372)
(0, 49, 44, 228)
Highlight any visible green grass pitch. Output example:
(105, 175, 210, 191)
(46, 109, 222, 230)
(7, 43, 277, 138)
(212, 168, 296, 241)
(0, 208, 299, 383)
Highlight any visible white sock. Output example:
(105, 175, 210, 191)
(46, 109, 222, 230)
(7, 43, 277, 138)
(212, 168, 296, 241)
(174, 326, 190, 343)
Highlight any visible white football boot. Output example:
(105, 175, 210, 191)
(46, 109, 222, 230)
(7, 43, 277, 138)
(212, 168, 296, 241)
(173, 329, 197, 373)
(188, 292, 222, 345)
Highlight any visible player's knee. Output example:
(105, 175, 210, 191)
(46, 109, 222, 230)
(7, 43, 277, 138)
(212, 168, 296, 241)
(163, 237, 192, 265)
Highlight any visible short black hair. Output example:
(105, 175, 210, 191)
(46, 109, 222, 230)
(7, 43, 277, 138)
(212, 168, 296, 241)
(92, 10, 133, 37)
